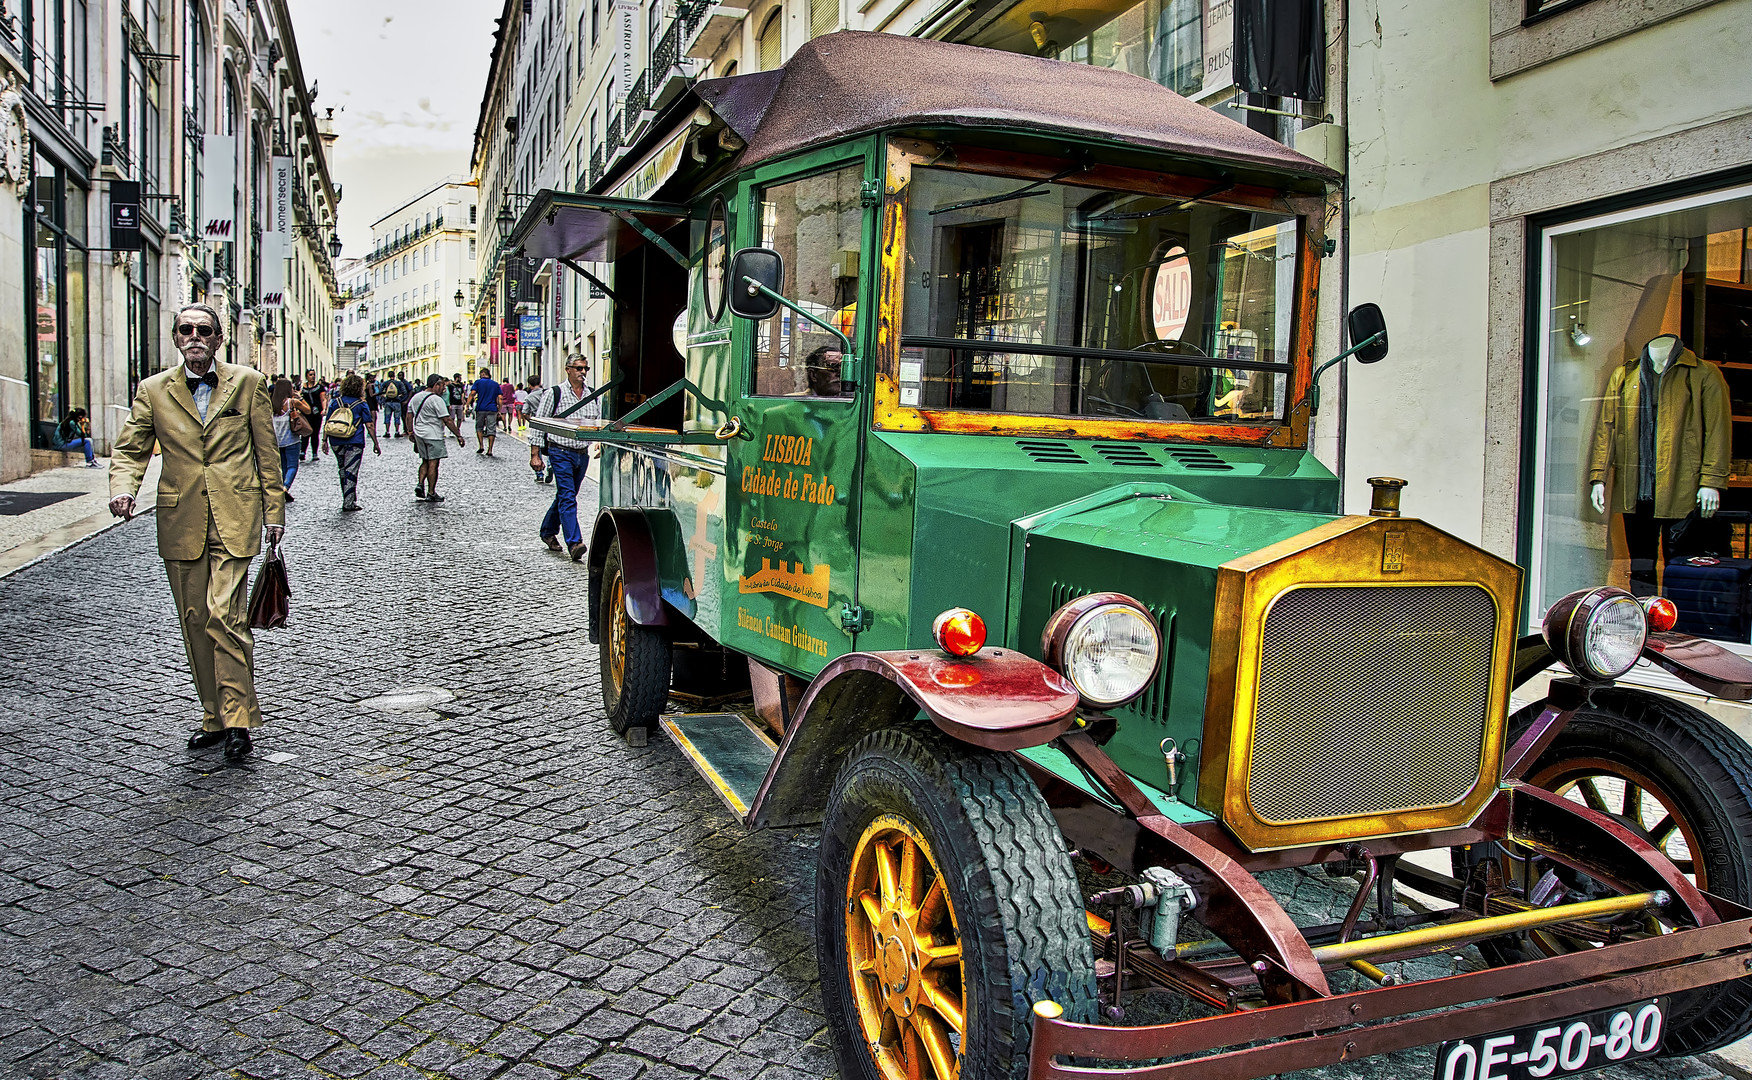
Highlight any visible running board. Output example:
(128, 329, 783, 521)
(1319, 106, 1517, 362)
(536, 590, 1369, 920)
(659, 712, 777, 822)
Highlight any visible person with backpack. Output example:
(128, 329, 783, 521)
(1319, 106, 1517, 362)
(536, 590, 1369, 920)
(528, 354, 600, 561)
(323, 373, 380, 511)
(466, 366, 503, 456)
(407, 374, 467, 502)
(51, 408, 99, 467)
(378, 369, 405, 438)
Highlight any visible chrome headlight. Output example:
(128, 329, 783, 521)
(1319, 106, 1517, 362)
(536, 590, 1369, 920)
(1543, 586, 1648, 681)
(1041, 593, 1161, 708)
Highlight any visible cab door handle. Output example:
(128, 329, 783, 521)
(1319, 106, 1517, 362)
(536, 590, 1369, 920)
(714, 416, 745, 441)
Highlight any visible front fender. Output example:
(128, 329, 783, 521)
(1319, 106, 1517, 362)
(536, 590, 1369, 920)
(586, 509, 669, 645)
(1643, 631, 1752, 700)
(746, 649, 1080, 828)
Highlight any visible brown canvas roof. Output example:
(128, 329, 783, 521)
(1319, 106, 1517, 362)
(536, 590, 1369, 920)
(694, 31, 1337, 181)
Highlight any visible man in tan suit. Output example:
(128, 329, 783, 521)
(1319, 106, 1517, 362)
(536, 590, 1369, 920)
(109, 304, 286, 762)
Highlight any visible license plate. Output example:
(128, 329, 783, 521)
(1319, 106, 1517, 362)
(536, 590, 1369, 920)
(1432, 999, 1664, 1080)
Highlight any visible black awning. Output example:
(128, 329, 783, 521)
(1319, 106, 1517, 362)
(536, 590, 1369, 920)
(509, 191, 689, 264)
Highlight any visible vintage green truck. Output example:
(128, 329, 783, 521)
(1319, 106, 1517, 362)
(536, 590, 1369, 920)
(514, 31, 1752, 1080)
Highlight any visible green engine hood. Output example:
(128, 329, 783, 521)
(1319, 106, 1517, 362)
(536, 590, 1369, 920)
(1007, 483, 1343, 804)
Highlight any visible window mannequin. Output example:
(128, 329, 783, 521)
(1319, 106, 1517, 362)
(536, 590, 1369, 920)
(1586, 333, 1730, 595)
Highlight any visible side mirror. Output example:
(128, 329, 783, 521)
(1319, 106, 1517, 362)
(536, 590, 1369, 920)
(1347, 303, 1389, 364)
(727, 248, 785, 320)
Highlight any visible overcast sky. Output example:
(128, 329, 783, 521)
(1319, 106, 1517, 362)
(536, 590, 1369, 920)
(289, 0, 503, 257)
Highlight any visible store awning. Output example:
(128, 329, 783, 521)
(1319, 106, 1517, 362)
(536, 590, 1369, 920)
(509, 191, 689, 265)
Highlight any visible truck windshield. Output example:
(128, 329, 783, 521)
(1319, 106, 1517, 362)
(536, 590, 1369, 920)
(899, 165, 1301, 425)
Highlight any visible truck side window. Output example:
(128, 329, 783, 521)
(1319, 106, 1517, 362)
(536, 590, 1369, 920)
(751, 164, 862, 399)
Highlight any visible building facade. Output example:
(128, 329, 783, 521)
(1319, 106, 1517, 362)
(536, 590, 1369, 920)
(335, 255, 369, 372)
(0, 0, 339, 481)
(364, 180, 479, 385)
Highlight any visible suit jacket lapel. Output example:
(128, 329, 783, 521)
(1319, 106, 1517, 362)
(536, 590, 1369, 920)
(207, 363, 240, 425)
(166, 368, 203, 425)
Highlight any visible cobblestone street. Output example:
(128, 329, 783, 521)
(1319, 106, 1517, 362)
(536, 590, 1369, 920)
(0, 441, 1734, 1080)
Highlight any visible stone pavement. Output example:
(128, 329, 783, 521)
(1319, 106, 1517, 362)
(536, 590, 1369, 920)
(0, 457, 162, 580)
(0, 433, 1739, 1080)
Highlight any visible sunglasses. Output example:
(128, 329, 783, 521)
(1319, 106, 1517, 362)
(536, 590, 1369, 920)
(177, 323, 217, 338)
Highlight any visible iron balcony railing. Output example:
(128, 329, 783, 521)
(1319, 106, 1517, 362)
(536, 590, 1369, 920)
(578, 0, 712, 194)
(369, 215, 447, 263)
(370, 300, 441, 334)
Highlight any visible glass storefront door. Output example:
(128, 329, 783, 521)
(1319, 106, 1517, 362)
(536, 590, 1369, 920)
(1530, 181, 1752, 640)
(25, 146, 89, 448)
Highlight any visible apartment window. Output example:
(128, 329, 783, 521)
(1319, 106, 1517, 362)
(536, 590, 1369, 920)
(758, 9, 782, 71)
(590, 0, 599, 47)
(469, 203, 477, 224)
(810, 0, 837, 39)
(1524, 0, 1595, 20)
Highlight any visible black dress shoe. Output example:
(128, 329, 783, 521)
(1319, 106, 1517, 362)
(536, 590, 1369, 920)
(188, 729, 225, 749)
(224, 728, 253, 762)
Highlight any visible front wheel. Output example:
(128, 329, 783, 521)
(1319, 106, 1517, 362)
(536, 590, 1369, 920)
(598, 538, 671, 734)
(818, 726, 1096, 1080)
(1458, 689, 1752, 1055)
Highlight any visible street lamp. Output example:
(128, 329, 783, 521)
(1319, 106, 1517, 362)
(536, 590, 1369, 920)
(496, 202, 516, 243)
(454, 288, 465, 307)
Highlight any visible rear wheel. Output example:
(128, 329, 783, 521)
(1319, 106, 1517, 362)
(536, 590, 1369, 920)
(818, 727, 1096, 1080)
(1458, 690, 1752, 1054)
(598, 538, 671, 734)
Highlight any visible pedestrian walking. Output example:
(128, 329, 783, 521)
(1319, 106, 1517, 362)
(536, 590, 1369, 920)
(107, 303, 285, 763)
(51, 408, 99, 467)
(323, 373, 380, 511)
(528, 354, 600, 561)
(526, 376, 550, 482)
(299, 369, 326, 461)
(378, 370, 406, 438)
(446, 372, 468, 432)
(407, 374, 468, 502)
(513, 382, 531, 435)
(499, 376, 517, 433)
(270, 377, 312, 503)
(467, 366, 503, 456)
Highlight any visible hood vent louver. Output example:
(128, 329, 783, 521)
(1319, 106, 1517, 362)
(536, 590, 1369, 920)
(1094, 443, 1162, 468)
(1167, 447, 1234, 471)
(1017, 440, 1087, 465)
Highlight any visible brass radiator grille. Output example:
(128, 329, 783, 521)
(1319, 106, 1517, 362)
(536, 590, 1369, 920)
(1246, 585, 1496, 824)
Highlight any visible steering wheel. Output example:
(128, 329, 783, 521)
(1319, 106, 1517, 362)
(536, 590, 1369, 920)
(1085, 395, 1144, 418)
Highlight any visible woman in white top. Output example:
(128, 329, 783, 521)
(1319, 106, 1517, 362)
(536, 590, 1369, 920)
(270, 377, 312, 503)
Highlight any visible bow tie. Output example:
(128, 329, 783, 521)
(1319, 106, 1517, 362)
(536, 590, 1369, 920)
(186, 369, 218, 392)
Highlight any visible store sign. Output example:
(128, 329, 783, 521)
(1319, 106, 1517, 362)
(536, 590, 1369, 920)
(270, 155, 294, 240)
(109, 180, 142, 251)
(259, 233, 286, 309)
(502, 321, 519, 349)
(612, 0, 638, 107)
(1149, 245, 1193, 341)
(201, 135, 237, 243)
(521, 314, 544, 340)
(1202, 0, 1235, 96)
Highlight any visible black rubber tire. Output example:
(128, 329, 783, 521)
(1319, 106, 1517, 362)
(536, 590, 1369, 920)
(1457, 689, 1752, 1055)
(598, 538, 671, 734)
(818, 726, 1097, 1080)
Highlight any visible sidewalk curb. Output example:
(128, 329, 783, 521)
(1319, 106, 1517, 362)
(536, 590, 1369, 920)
(0, 507, 156, 582)
(1708, 1051, 1752, 1080)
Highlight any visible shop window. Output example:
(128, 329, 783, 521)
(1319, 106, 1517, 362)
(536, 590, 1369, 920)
(1530, 183, 1752, 640)
(749, 164, 861, 399)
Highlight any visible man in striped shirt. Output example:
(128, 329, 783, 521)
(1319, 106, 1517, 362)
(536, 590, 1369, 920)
(528, 354, 600, 561)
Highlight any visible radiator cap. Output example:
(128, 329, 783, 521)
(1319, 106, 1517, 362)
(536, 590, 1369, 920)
(1367, 476, 1407, 518)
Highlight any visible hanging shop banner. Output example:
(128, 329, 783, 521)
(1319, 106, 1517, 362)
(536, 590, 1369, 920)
(612, 0, 638, 107)
(1202, 0, 1235, 98)
(502, 321, 519, 349)
(1234, 0, 1324, 101)
(270, 155, 294, 240)
(259, 233, 286, 309)
(109, 180, 142, 251)
(201, 135, 237, 243)
(521, 314, 543, 341)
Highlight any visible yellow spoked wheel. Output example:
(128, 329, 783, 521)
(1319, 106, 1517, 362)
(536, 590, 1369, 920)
(818, 727, 1096, 1080)
(846, 814, 966, 1080)
(1455, 690, 1752, 1056)
(597, 537, 671, 734)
